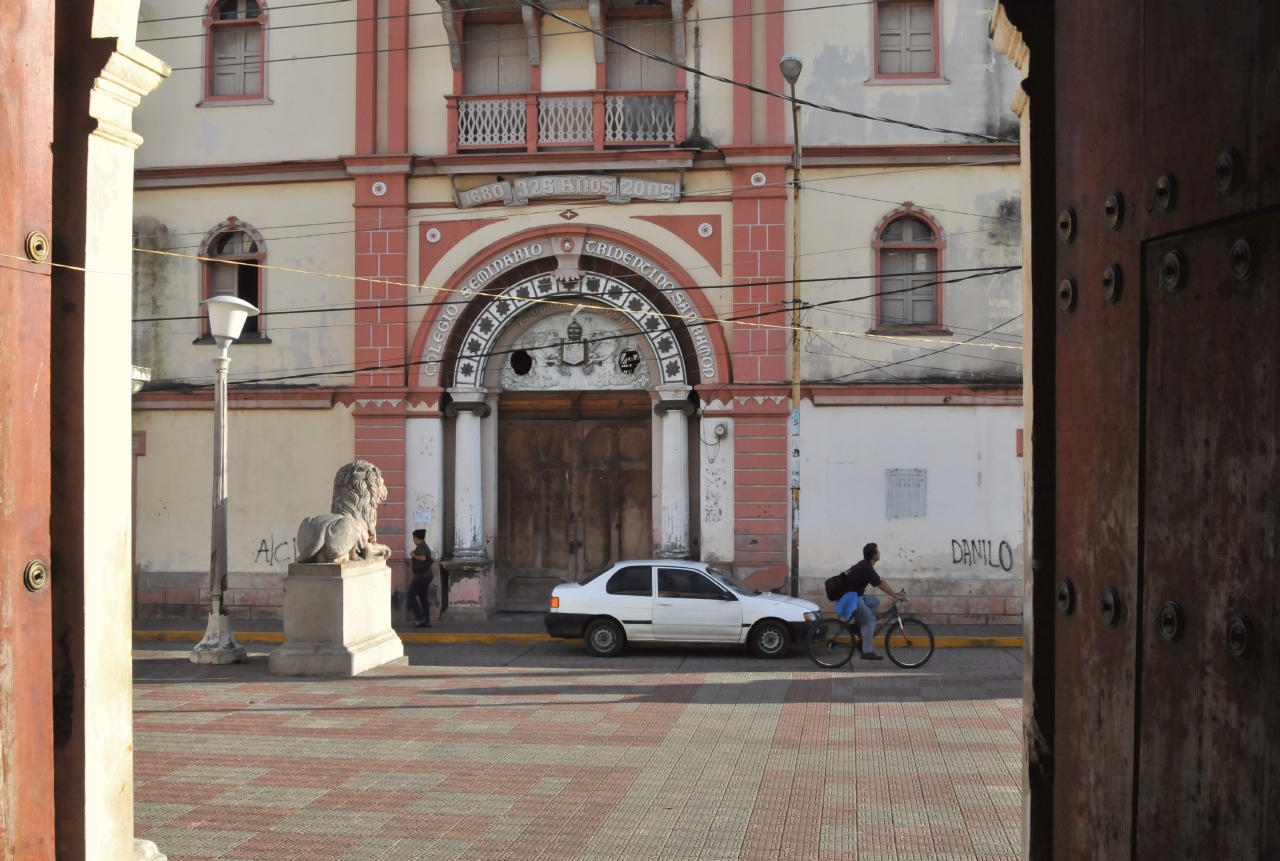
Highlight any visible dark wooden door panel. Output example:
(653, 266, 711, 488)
(498, 414, 651, 610)
(1050, 1, 1280, 855)
(0, 0, 56, 853)
(1054, 4, 1145, 856)
(498, 423, 572, 609)
(1136, 209, 1280, 860)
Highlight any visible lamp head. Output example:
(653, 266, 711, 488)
(779, 54, 803, 87)
(202, 295, 260, 349)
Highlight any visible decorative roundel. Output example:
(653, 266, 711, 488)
(750, 172, 767, 187)
(425, 227, 442, 244)
(697, 222, 714, 238)
(561, 238, 574, 252)
(371, 181, 387, 197)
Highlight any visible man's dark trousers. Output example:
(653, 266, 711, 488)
(407, 574, 432, 623)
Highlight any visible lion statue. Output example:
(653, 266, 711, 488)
(295, 461, 393, 564)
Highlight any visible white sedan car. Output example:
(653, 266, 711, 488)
(544, 560, 821, 658)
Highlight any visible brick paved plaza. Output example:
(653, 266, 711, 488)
(133, 642, 1023, 861)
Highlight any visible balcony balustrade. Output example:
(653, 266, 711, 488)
(446, 90, 687, 154)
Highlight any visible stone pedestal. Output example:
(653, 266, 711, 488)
(439, 558, 495, 620)
(269, 558, 406, 676)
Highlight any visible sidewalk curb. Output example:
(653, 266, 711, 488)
(133, 631, 1023, 648)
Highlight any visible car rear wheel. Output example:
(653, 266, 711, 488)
(584, 619, 625, 657)
(749, 620, 791, 658)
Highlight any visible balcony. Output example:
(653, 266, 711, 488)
(445, 90, 687, 154)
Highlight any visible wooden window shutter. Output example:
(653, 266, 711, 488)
(877, 2, 934, 75)
(464, 24, 529, 95)
(606, 22, 675, 90)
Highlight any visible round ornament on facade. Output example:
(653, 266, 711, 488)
(561, 238, 574, 252)
(371, 181, 387, 197)
(697, 222, 714, 238)
(750, 172, 767, 187)
(425, 227, 441, 244)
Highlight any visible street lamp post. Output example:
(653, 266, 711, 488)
(780, 54, 803, 598)
(191, 295, 260, 664)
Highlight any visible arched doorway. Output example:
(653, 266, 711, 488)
(413, 230, 727, 615)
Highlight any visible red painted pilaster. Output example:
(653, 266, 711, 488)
(351, 399, 409, 590)
(730, 397, 790, 590)
(725, 157, 790, 383)
(765, 0, 785, 142)
(732, 0, 752, 144)
(345, 156, 412, 388)
(386, 0, 409, 153)
(355, 0, 377, 154)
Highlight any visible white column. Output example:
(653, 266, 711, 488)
(656, 385, 691, 558)
(699, 412, 735, 561)
(405, 415, 444, 557)
(449, 388, 488, 559)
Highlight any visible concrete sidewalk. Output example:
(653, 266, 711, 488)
(133, 614, 1023, 648)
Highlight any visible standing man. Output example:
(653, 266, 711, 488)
(846, 542, 903, 661)
(407, 529, 434, 628)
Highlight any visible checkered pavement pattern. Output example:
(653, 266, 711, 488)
(133, 647, 1022, 860)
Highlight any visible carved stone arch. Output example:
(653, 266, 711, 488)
(410, 226, 732, 390)
(451, 270, 687, 390)
(198, 216, 267, 258)
(871, 202, 948, 250)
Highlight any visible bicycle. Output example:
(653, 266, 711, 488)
(808, 593, 935, 669)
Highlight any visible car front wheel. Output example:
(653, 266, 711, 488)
(584, 618, 625, 657)
(749, 620, 791, 658)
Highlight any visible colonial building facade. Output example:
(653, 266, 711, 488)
(131, 0, 1025, 623)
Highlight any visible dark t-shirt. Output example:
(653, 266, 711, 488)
(411, 541, 433, 577)
(843, 559, 882, 596)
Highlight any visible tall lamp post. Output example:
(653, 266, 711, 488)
(780, 54, 803, 598)
(191, 295, 259, 664)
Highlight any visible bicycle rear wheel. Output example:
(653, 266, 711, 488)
(884, 617, 935, 668)
(808, 618, 856, 668)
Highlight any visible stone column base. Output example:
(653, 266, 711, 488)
(440, 557, 494, 620)
(269, 558, 406, 677)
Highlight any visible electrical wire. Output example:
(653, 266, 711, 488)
(518, 0, 1015, 143)
(137, 0, 880, 43)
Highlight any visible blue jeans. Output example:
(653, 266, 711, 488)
(853, 594, 880, 653)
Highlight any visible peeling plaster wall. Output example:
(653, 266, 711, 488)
(799, 162, 1023, 383)
(789, 0, 1020, 145)
(132, 407, 356, 617)
(800, 402, 1024, 622)
(132, 182, 355, 386)
(133, 0, 357, 167)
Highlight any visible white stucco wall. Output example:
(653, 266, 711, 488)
(799, 403, 1023, 592)
(133, 0, 357, 166)
(132, 181, 355, 386)
(788, 0, 1021, 144)
(133, 407, 356, 577)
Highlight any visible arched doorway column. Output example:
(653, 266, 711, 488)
(655, 384, 693, 559)
(445, 387, 489, 560)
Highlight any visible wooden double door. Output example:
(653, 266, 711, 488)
(497, 394, 653, 611)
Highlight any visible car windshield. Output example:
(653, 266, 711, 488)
(707, 566, 757, 595)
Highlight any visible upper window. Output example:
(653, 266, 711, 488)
(876, 213, 943, 328)
(875, 1, 936, 77)
(200, 219, 266, 340)
(206, 0, 265, 100)
(464, 23, 531, 94)
(605, 21, 676, 90)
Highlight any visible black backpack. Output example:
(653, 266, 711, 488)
(824, 568, 852, 602)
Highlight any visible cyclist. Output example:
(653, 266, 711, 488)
(845, 542, 904, 661)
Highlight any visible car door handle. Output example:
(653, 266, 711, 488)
(657, 602, 673, 606)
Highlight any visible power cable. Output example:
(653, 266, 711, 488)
(517, 0, 1015, 143)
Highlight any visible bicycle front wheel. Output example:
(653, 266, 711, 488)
(884, 617, 935, 668)
(808, 618, 856, 668)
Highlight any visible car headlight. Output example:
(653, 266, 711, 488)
(803, 611, 820, 622)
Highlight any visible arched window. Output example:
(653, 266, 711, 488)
(875, 209, 945, 329)
(205, 0, 266, 101)
(200, 218, 266, 341)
